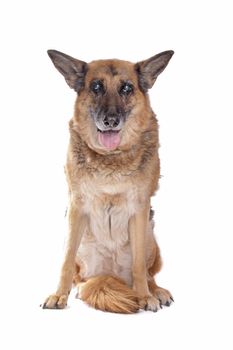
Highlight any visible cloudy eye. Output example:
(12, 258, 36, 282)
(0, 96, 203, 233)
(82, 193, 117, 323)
(119, 82, 134, 96)
(90, 80, 105, 94)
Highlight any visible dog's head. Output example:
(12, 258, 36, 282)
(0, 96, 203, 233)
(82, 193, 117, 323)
(48, 50, 174, 153)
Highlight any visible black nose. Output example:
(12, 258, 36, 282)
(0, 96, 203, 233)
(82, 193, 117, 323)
(103, 114, 120, 128)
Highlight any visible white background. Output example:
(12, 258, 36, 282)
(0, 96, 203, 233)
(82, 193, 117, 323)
(0, 0, 232, 349)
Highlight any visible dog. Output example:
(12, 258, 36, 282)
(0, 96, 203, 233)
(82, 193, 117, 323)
(42, 49, 174, 313)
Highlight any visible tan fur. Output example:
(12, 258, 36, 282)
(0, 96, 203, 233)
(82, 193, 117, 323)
(42, 50, 174, 312)
(79, 276, 139, 314)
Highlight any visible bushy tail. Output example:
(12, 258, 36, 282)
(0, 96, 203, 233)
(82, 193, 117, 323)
(80, 275, 139, 314)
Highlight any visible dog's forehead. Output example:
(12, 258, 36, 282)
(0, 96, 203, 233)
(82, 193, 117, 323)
(87, 59, 137, 81)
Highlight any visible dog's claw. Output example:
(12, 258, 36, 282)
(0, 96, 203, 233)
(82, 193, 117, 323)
(170, 297, 174, 302)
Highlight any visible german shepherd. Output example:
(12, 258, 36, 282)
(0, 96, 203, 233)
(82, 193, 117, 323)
(42, 49, 174, 313)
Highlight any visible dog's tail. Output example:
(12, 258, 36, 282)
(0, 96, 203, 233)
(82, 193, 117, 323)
(79, 275, 139, 314)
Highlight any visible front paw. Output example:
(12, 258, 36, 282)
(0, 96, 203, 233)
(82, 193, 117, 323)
(41, 294, 68, 309)
(139, 295, 161, 312)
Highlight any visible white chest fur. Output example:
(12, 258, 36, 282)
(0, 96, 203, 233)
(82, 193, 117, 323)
(76, 174, 147, 285)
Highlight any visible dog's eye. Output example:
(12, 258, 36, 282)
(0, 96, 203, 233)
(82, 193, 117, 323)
(119, 82, 134, 96)
(90, 80, 105, 95)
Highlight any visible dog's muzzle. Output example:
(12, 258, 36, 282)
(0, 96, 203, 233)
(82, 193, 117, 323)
(96, 114, 123, 151)
(90, 106, 126, 151)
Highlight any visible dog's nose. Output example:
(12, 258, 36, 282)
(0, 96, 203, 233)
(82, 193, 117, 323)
(103, 115, 120, 128)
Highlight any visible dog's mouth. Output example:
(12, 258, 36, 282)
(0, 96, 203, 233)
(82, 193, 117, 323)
(97, 129, 121, 150)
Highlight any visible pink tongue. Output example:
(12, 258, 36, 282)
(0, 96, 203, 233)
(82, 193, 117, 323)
(98, 131, 121, 150)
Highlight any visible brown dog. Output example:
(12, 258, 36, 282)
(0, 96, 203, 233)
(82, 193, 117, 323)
(42, 49, 174, 313)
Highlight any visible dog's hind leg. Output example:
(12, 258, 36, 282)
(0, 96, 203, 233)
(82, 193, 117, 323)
(147, 278, 173, 307)
(147, 240, 174, 307)
(73, 263, 82, 286)
(72, 263, 87, 300)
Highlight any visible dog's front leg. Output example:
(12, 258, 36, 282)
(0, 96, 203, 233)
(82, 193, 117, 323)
(42, 201, 86, 309)
(129, 203, 161, 312)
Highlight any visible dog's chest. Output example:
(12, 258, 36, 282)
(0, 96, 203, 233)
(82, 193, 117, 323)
(80, 175, 140, 247)
(76, 174, 144, 283)
(78, 175, 140, 285)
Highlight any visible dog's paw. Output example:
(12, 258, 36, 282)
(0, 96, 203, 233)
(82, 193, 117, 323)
(153, 287, 174, 307)
(41, 294, 68, 309)
(139, 295, 161, 312)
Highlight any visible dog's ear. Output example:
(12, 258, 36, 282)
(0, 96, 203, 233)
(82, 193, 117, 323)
(135, 50, 174, 92)
(47, 50, 87, 92)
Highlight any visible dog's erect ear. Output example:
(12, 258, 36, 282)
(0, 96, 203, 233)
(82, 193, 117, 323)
(135, 50, 174, 92)
(47, 50, 87, 92)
